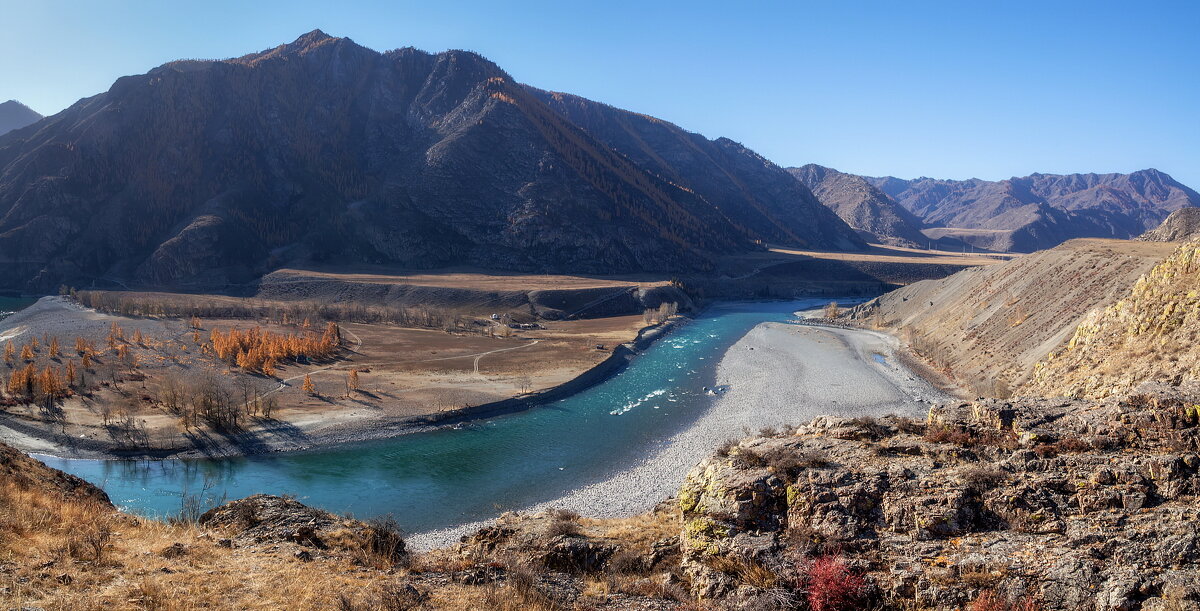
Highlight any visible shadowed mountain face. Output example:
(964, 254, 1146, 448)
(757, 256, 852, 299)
(866, 170, 1199, 251)
(0, 31, 863, 291)
(0, 100, 42, 136)
(534, 93, 863, 251)
(788, 164, 927, 248)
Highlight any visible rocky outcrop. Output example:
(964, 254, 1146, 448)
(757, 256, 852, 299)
(1139, 208, 1200, 242)
(199, 494, 405, 560)
(677, 389, 1200, 610)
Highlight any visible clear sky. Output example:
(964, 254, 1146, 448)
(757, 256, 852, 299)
(2, 0, 1198, 187)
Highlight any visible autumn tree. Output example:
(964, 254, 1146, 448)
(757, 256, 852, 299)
(48, 337, 60, 359)
(133, 329, 144, 346)
(65, 360, 77, 388)
(824, 301, 841, 319)
(301, 373, 316, 396)
(20, 344, 34, 362)
(74, 336, 88, 355)
(347, 369, 360, 393)
(3, 341, 13, 367)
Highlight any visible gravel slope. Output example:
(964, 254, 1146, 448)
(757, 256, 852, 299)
(409, 320, 949, 548)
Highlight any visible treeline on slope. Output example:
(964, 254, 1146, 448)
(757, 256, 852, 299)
(70, 289, 481, 333)
(0, 316, 345, 441)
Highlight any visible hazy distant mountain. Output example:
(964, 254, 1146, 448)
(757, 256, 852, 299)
(0, 31, 862, 291)
(867, 170, 1198, 251)
(0, 100, 41, 136)
(788, 164, 928, 248)
(1138, 207, 1200, 242)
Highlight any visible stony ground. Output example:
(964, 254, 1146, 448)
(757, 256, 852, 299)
(678, 383, 1200, 610)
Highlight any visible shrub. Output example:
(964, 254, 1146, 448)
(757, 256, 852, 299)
(961, 466, 1009, 493)
(970, 590, 1043, 611)
(804, 554, 865, 611)
(545, 514, 583, 538)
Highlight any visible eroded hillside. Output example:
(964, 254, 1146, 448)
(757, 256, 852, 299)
(848, 239, 1176, 395)
(1025, 240, 1200, 399)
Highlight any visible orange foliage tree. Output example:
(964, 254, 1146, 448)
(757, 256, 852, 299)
(209, 324, 342, 374)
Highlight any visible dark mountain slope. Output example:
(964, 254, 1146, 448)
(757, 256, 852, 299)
(0, 31, 862, 291)
(0, 100, 41, 136)
(867, 170, 1199, 251)
(788, 164, 927, 247)
(533, 91, 863, 250)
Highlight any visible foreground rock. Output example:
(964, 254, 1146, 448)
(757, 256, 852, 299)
(0, 441, 111, 505)
(199, 494, 406, 562)
(678, 387, 1200, 610)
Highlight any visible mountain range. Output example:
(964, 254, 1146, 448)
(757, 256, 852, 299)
(794, 164, 1198, 252)
(788, 164, 928, 248)
(0, 31, 862, 291)
(0, 100, 42, 136)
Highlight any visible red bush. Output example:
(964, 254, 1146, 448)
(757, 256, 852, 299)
(805, 554, 865, 611)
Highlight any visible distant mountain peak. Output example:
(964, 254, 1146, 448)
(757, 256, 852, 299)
(0, 100, 42, 137)
(234, 29, 354, 65)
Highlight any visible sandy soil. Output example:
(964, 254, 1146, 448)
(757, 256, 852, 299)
(268, 267, 670, 290)
(0, 298, 648, 458)
(410, 320, 951, 548)
(766, 243, 1015, 266)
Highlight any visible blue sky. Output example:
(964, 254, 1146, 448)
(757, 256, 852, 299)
(3, 0, 1198, 187)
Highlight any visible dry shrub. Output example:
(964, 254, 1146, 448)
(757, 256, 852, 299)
(715, 438, 739, 457)
(961, 466, 1010, 494)
(969, 590, 1043, 611)
(926, 425, 1016, 449)
(348, 515, 408, 568)
(848, 416, 888, 440)
(545, 509, 583, 537)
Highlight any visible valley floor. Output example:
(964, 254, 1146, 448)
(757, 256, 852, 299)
(0, 297, 651, 459)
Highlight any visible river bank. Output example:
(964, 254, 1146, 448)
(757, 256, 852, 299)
(408, 318, 953, 548)
(1, 312, 687, 460)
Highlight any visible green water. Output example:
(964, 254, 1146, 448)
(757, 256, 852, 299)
(39, 299, 828, 534)
(0, 297, 36, 321)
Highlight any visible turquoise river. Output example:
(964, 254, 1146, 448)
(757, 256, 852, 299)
(39, 299, 830, 534)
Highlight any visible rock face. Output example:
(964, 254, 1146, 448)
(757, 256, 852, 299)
(867, 170, 1199, 252)
(1025, 240, 1200, 399)
(789, 164, 928, 248)
(0, 30, 863, 292)
(677, 391, 1200, 610)
(1139, 208, 1200, 242)
(0, 100, 41, 136)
